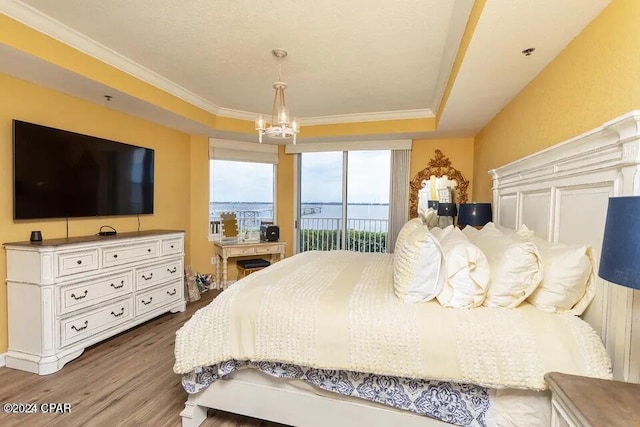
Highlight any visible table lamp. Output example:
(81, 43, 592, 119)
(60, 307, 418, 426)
(599, 196, 640, 290)
(437, 203, 457, 227)
(457, 203, 493, 229)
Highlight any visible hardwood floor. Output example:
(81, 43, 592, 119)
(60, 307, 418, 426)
(0, 291, 286, 427)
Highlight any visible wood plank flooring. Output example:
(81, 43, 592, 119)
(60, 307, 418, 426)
(0, 291, 286, 427)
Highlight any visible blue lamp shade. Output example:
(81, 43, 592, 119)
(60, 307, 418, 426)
(458, 203, 493, 227)
(437, 203, 457, 217)
(599, 196, 640, 290)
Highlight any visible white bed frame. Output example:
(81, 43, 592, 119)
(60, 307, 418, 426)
(180, 111, 640, 427)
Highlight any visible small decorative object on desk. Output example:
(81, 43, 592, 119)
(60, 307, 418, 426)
(195, 273, 212, 293)
(184, 266, 200, 302)
(220, 212, 239, 243)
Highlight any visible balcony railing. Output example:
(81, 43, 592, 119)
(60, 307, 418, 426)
(210, 209, 274, 235)
(300, 217, 388, 253)
(209, 209, 388, 253)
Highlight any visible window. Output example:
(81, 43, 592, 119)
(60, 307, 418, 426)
(208, 138, 279, 240)
(209, 160, 275, 238)
(299, 150, 391, 253)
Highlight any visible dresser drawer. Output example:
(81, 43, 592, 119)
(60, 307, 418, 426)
(60, 297, 133, 347)
(56, 249, 99, 277)
(136, 280, 183, 316)
(135, 259, 183, 291)
(59, 272, 133, 315)
(161, 237, 183, 256)
(102, 241, 159, 268)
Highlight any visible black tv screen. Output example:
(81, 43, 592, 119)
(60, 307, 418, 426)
(13, 120, 154, 220)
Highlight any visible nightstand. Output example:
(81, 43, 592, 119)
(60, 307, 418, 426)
(545, 372, 640, 427)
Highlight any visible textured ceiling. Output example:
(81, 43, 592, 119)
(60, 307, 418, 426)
(1, 0, 612, 138)
(15, 0, 468, 119)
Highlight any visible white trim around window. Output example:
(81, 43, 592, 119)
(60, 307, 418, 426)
(209, 138, 279, 164)
(284, 139, 412, 154)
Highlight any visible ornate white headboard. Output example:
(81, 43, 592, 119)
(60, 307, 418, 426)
(490, 111, 640, 383)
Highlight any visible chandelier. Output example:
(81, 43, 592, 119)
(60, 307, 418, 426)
(255, 49, 299, 144)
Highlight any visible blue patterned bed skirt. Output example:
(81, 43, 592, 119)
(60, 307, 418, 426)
(182, 360, 490, 426)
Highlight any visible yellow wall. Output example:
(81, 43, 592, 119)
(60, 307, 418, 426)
(0, 73, 193, 353)
(410, 137, 476, 201)
(277, 146, 296, 257)
(473, 0, 640, 200)
(189, 135, 213, 274)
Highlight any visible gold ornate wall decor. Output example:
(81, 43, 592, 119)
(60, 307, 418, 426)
(409, 149, 469, 218)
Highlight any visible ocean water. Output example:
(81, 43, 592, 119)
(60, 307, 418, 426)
(210, 202, 389, 231)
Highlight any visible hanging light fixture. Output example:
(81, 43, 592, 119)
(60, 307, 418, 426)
(256, 49, 299, 144)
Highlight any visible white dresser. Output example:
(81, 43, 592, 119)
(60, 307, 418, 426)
(4, 230, 186, 375)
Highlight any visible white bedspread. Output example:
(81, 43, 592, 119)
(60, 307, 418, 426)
(174, 251, 611, 390)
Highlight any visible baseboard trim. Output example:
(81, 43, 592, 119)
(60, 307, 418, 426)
(0, 352, 6, 368)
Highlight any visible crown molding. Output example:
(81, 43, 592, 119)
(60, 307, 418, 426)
(216, 108, 258, 122)
(217, 108, 435, 125)
(1, 0, 220, 115)
(299, 109, 435, 125)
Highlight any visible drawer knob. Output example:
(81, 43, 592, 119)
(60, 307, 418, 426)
(110, 308, 125, 317)
(76, 260, 82, 265)
(110, 281, 125, 290)
(71, 320, 89, 332)
(167, 267, 177, 274)
(70, 290, 88, 300)
(147, 248, 151, 253)
(170, 245, 174, 249)
(141, 297, 153, 305)
(142, 273, 153, 281)
(113, 254, 118, 259)
(167, 289, 177, 296)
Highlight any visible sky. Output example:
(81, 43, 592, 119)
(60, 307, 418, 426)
(210, 150, 391, 204)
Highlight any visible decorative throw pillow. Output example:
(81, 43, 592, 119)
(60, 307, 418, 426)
(393, 225, 446, 303)
(526, 236, 596, 315)
(473, 226, 543, 308)
(423, 208, 439, 229)
(394, 218, 423, 253)
(435, 227, 490, 309)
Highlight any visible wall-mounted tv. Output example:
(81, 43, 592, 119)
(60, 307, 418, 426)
(13, 120, 154, 220)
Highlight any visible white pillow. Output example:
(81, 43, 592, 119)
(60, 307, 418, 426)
(394, 218, 423, 253)
(435, 228, 490, 309)
(393, 225, 446, 303)
(526, 237, 596, 315)
(473, 226, 543, 308)
(430, 225, 454, 241)
(461, 225, 480, 240)
(494, 223, 535, 241)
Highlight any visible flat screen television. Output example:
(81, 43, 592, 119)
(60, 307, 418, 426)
(13, 120, 154, 220)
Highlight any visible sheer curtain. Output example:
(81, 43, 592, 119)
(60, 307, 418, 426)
(388, 149, 411, 252)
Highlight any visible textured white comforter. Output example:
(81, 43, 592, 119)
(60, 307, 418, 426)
(174, 251, 612, 390)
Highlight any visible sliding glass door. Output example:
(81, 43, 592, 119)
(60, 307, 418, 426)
(298, 150, 390, 253)
(299, 151, 344, 251)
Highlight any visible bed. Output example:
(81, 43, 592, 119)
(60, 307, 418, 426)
(175, 110, 640, 427)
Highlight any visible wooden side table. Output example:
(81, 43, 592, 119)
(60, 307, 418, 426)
(213, 240, 286, 288)
(545, 372, 640, 427)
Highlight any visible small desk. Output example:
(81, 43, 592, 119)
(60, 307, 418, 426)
(213, 240, 286, 288)
(545, 372, 640, 427)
